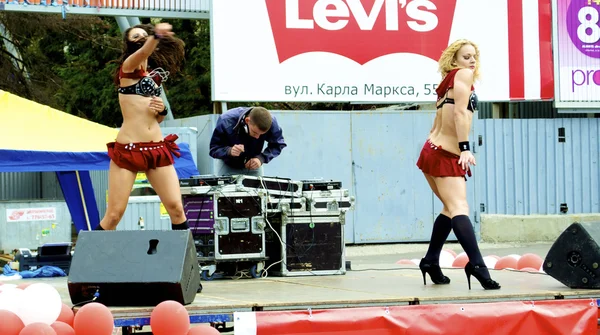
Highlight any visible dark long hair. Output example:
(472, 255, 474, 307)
(112, 24, 185, 86)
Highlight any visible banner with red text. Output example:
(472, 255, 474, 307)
(210, 0, 554, 103)
(233, 299, 597, 334)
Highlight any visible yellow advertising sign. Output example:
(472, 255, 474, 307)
(159, 203, 169, 218)
(135, 173, 148, 183)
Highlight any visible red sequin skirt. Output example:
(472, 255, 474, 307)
(107, 134, 181, 172)
(416, 139, 472, 178)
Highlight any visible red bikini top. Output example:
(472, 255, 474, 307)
(119, 67, 147, 80)
(435, 68, 475, 98)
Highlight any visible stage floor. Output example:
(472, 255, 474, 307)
(9, 266, 600, 325)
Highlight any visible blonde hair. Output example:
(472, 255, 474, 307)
(438, 39, 480, 81)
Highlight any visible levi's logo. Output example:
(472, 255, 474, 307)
(265, 0, 457, 65)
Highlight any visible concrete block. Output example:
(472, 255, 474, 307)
(481, 214, 600, 243)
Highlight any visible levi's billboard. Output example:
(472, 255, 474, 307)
(210, 0, 554, 103)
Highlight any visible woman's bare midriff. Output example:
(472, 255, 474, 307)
(116, 94, 163, 144)
(428, 90, 473, 156)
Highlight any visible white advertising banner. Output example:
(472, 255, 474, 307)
(552, 0, 600, 109)
(211, 0, 554, 103)
(6, 207, 57, 222)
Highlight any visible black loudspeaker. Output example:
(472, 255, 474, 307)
(543, 221, 600, 289)
(68, 230, 201, 306)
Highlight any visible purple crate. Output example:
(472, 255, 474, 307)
(183, 196, 215, 235)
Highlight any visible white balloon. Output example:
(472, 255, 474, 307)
(508, 254, 521, 261)
(19, 283, 62, 325)
(0, 284, 18, 293)
(439, 250, 456, 268)
(0, 287, 25, 316)
(483, 256, 498, 269)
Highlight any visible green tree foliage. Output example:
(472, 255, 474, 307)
(0, 13, 215, 126)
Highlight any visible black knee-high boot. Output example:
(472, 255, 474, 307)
(419, 214, 452, 285)
(172, 220, 189, 230)
(451, 215, 485, 267)
(452, 215, 500, 290)
(424, 213, 452, 262)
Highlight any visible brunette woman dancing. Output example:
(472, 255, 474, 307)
(95, 22, 189, 231)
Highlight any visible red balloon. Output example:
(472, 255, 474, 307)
(56, 304, 75, 327)
(50, 321, 75, 335)
(73, 303, 114, 335)
(150, 300, 190, 335)
(188, 325, 220, 334)
(452, 254, 469, 268)
(517, 253, 544, 271)
(494, 256, 518, 270)
(0, 310, 25, 335)
(18, 323, 57, 335)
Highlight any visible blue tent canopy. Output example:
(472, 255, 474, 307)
(0, 90, 199, 232)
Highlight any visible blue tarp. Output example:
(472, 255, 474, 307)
(2, 264, 67, 278)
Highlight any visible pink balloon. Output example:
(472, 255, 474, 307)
(188, 325, 220, 334)
(494, 256, 518, 270)
(0, 309, 25, 335)
(73, 303, 114, 335)
(517, 253, 544, 271)
(150, 301, 190, 335)
(452, 254, 469, 268)
(56, 304, 74, 327)
(18, 323, 57, 335)
(50, 321, 75, 335)
(16, 283, 31, 290)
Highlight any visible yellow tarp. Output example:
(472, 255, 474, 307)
(0, 89, 118, 152)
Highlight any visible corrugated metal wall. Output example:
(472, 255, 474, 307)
(41, 172, 65, 200)
(479, 101, 595, 119)
(1, 105, 599, 244)
(0, 172, 42, 200)
(174, 111, 479, 244)
(477, 118, 600, 215)
(162, 116, 216, 175)
(89, 170, 109, 220)
(0, 172, 65, 201)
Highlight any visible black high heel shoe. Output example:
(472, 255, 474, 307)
(419, 258, 451, 285)
(464, 262, 501, 290)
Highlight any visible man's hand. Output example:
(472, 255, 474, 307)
(150, 96, 165, 115)
(245, 158, 262, 170)
(230, 144, 245, 157)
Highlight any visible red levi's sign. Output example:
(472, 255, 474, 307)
(211, 0, 554, 103)
(265, 0, 457, 65)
